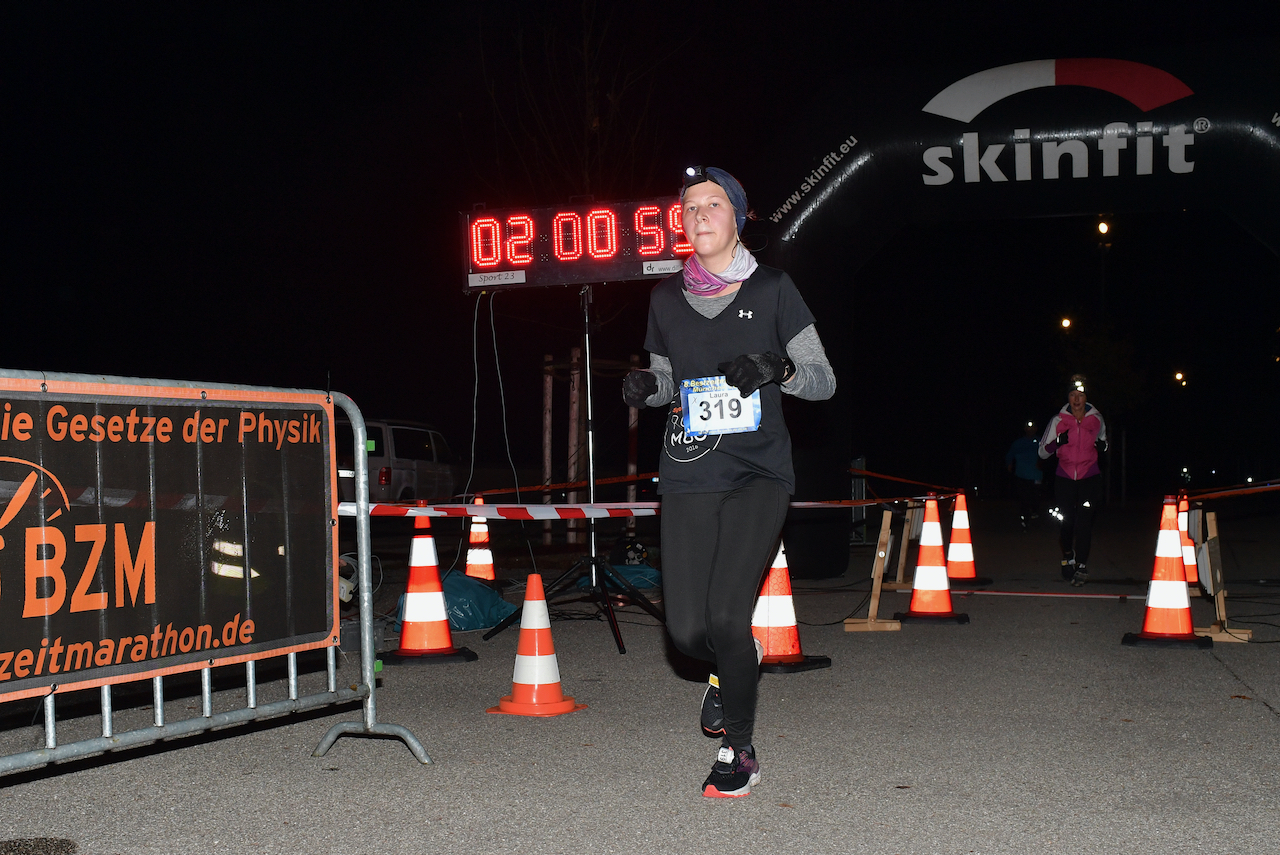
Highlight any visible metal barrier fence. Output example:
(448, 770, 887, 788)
(0, 370, 427, 776)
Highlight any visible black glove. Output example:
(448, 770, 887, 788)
(1095, 437, 1108, 454)
(1056, 430, 1069, 447)
(716, 352, 794, 396)
(622, 369, 658, 407)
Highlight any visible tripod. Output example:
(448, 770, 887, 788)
(483, 284, 664, 652)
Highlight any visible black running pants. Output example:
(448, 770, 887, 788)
(660, 478, 790, 748)
(1055, 474, 1102, 565)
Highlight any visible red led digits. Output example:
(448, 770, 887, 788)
(586, 209, 618, 259)
(471, 217, 502, 268)
(552, 212, 584, 261)
(667, 203, 693, 256)
(634, 205, 664, 256)
(505, 214, 534, 265)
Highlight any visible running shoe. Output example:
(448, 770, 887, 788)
(702, 745, 760, 798)
(1071, 566, 1088, 587)
(1060, 553, 1076, 581)
(700, 674, 724, 738)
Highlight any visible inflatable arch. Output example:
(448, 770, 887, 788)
(759, 43, 1279, 269)
(755, 44, 1277, 564)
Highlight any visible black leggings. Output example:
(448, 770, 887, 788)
(661, 479, 791, 747)
(1055, 474, 1102, 565)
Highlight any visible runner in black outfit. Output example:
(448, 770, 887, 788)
(622, 166, 835, 798)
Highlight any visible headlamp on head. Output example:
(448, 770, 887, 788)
(1070, 374, 1088, 394)
(681, 165, 707, 193)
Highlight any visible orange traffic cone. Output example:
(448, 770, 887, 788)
(1177, 495, 1201, 588)
(389, 516, 477, 663)
(894, 495, 969, 624)
(1122, 496, 1211, 649)
(488, 574, 587, 716)
(465, 497, 496, 581)
(946, 492, 991, 586)
(751, 541, 831, 673)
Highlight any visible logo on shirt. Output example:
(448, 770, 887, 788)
(738, 310, 753, 319)
(663, 407, 720, 463)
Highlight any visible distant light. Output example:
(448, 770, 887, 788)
(1098, 222, 1109, 235)
(1247, 477, 1254, 483)
(1175, 372, 1184, 381)
(1182, 467, 1188, 473)
(1061, 318, 1071, 329)
(651, 477, 659, 482)
(1181, 380, 1187, 386)
(1027, 421, 1033, 427)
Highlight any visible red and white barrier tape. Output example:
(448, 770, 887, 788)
(337, 502, 660, 520)
(338, 497, 945, 519)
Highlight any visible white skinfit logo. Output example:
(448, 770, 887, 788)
(920, 58, 1198, 186)
(922, 122, 1196, 185)
(739, 310, 753, 319)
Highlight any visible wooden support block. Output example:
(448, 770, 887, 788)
(880, 581, 913, 591)
(1195, 621, 1252, 643)
(844, 617, 902, 632)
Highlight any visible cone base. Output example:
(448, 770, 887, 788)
(948, 576, 993, 587)
(893, 611, 970, 624)
(760, 654, 832, 673)
(388, 646, 478, 664)
(486, 695, 587, 717)
(1121, 631, 1212, 649)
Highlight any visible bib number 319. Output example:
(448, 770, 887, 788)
(680, 376, 761, 437)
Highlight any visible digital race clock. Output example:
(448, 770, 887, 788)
(461, 197, 691, 292)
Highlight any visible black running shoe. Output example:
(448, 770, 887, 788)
(700, 674, 724, 738)
(1071, 566, 1088, 587)
(702, 745, 761, 798)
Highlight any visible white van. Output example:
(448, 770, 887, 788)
(335, 419, 458, 503)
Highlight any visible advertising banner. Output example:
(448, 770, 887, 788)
(0, 376, 337, 703)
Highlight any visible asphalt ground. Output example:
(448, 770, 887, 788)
(2, 496, 1279, 855)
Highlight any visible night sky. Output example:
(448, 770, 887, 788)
(5, 3, 1278, 500)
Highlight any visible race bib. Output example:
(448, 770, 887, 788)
(680, 376, 761, 437)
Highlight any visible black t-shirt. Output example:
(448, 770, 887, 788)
(644, 264, 815, 494)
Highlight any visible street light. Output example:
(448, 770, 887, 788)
(1061, 318, 1072, 329)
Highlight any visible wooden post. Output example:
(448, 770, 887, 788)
(1195, 510, 1252, 642)
(626, 354, 639, 537)
(542, 354, 554, 546)
(881, 502, 919, 591)
(566, 347, 582, 545)
(845, 510, 901, 631)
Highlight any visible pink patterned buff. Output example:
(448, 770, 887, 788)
(682, 244, 759, 296)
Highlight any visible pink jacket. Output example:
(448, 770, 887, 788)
(1038, 403, 1106, 480)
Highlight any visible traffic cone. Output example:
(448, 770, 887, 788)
(1122, 496, 1212, 649)
(894, 495, 969, 624)
(488, 574, 587, 716)
(752, 541, 831, 673)
(389, 515, 477, 663)
(465, 497, 496, 582)
(1177, 495, 1201, 589)
(946, 492, 991, 586)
